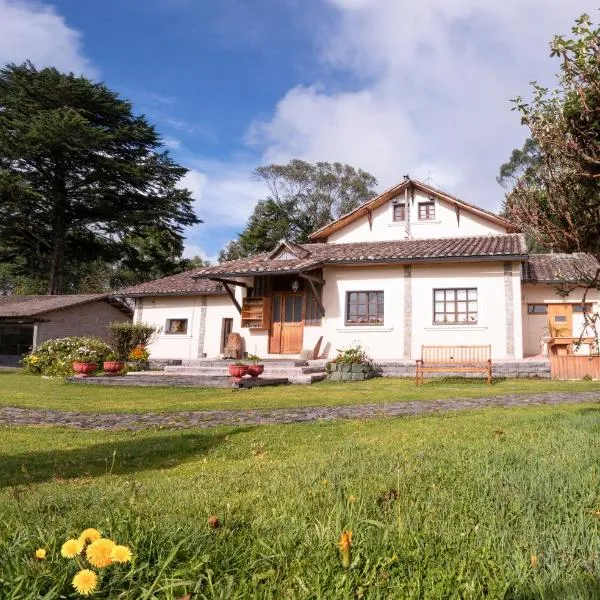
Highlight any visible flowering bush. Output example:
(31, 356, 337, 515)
(23, 337, 113, 377)
(128, 344, 149, 362)
(331, 343, 373, 365)
(109, 322, 159, 360)
(36, 527, 133, 596)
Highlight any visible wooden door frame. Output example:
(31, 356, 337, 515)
(548, 303, 573, 338)
(269, 292, 305, 354)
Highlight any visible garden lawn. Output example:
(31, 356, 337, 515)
(1, 370, 599, 413)
(2, 403, 600, 598)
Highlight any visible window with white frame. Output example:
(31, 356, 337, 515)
(433, 288, 477, 324)
(346, 291, 384, 325)
(165, 318, 188, 334)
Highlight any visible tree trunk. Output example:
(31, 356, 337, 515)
(47, 162, 67, 295)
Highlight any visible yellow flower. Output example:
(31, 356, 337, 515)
(86, 538, 116, 568)
(110, 544, 132, 564)
(348, 495, 357, 503)
(531, 554, 538, 569)
(29, 355, 39, 364)
(72, 569, 98, 596)
(79, 528, 102, 544)
(338, 530, 353, 569)
(61, 538, 84, 558)
(35, 548, 46, 560)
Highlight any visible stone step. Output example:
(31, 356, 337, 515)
(162, 365, 325, 377)
(182, 359, 309, 368)
(289, 373, 327, 385)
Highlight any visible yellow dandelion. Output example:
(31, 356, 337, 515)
(61, 538, 84, 558)
(348, 495, 357, 503)
(79, 528, 102, 544)
(530, 554, 538, 569)
(35, 548, 47, 560)
(338, 530, 353, 569)
(110, 544, 132, 564)
(322, 479, 329, 486)
(72, 569, 98, 596)
(86, 538, 116, 568)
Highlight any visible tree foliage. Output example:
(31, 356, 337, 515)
(0, 62, 199, 294)
(502, 14, 600, 255)
(219, 160, 377, 261)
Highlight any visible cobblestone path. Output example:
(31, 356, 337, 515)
(0, 391, 598, 431)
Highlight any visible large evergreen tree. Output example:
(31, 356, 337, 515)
(219, 160, 377, 261)
(0, 62, 199, 294)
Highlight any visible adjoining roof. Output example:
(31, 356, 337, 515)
(523, 253, 600, 284)
(0, 294, 131, 318)
(117, 271, 226, 297)
(309, 178, 515, 242)
(194, 234, 528, 279)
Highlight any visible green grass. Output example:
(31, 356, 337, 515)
(1, 370, 599, 413)
(2, 404, 600, 598)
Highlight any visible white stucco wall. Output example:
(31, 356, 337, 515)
(327, 189, 508, 243)
(521, 283, 600, 356)
(134, 295, 212, 361)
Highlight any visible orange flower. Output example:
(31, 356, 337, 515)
(338, 530, 352, 569)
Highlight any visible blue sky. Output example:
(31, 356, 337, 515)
(1, 0, 598, 262)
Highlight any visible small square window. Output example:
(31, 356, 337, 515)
(418, 201, 435, 221)
(165, 319, 188, 334)
(393, 203, 406, 222)
(433, 288, 477, 325)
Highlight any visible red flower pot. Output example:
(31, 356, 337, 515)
(228, 364, 249, 379)
(103, 360, 125, 376)
(72, 362, 97, 377)
(247, 364, 264, 378)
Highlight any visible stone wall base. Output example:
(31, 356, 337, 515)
(377, 360, 551, 379)
(327, 362, 376, 381)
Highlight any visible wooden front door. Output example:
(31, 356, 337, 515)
(269, 293, 304, 354)
(548, 304, 573, 337)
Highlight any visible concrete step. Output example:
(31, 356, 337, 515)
(182, 359, 309, 368)
(289, 373, 327, 385)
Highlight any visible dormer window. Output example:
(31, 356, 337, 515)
(418, 201, 435, 221)
(393, 203, 406, 222)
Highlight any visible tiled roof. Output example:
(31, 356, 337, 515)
(523, 253, 600, 283)
(195, 234, 528, 278)
(117, 271, 226, 297)
(0, 294, 122, 318)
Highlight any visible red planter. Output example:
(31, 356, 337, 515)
(247, 364, 264, 378)
(228, 364, 249, 379)
(72, 362, 97, 377)
(103, 360, 125, 376)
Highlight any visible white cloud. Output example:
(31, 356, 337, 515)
(0, 0, 94, 75)
(248, 0, 599, 211)
(163, 136, 182, 150)
(181, 244, 219, 265)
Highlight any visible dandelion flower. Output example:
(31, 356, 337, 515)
(35, 548, 46, 560)
(72, 569, 98, 596)
(61, 538, 84, 558)
(79, 528, 102, 544)
(348, 495, 357, 503)
(86, 538, 116, 568)
(338, 530, 352, 569)
(110, 544, 132, 564)
(531, 554, 538, 569)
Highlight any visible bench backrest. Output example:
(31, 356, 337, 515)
(421, 345, 491, 363)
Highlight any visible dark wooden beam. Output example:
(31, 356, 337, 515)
(298, 272, 325, 286)
(222, 282, 242, 314)
(306, 278, 325, 318)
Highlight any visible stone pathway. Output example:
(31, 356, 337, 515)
(0, 391, 599, 431)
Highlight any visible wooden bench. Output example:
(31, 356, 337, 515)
(415, 345, 492, 385)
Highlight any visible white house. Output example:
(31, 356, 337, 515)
(119, 178, 600, 362)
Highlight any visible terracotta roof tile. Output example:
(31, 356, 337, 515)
(0, 294, 119, 318)
(195, 234, 528, 278)
(523, 253, 600, 283)
(117, 271, 226, 297)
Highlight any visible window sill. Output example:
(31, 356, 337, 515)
(337, 327, 393, 332)
(160, 334, 193, 339)
(424, 326, 487, 331)
(413, 220, 441, 225)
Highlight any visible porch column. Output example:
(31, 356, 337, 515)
(504, 262, 515, 358)
(403, 265, 412, 359)
(196, 296, 208, 358)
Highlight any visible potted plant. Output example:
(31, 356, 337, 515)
(103, 352, 125, 376)
(246, 354, 264, 378)
(127, 344, 150, 371)
(71, 345, 98, 377)
(228, 362, 249, 379)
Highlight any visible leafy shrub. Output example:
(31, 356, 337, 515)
(109, 322, 160, 360)
(23, 337, 113, 376)
(331, 343, 374, 365)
